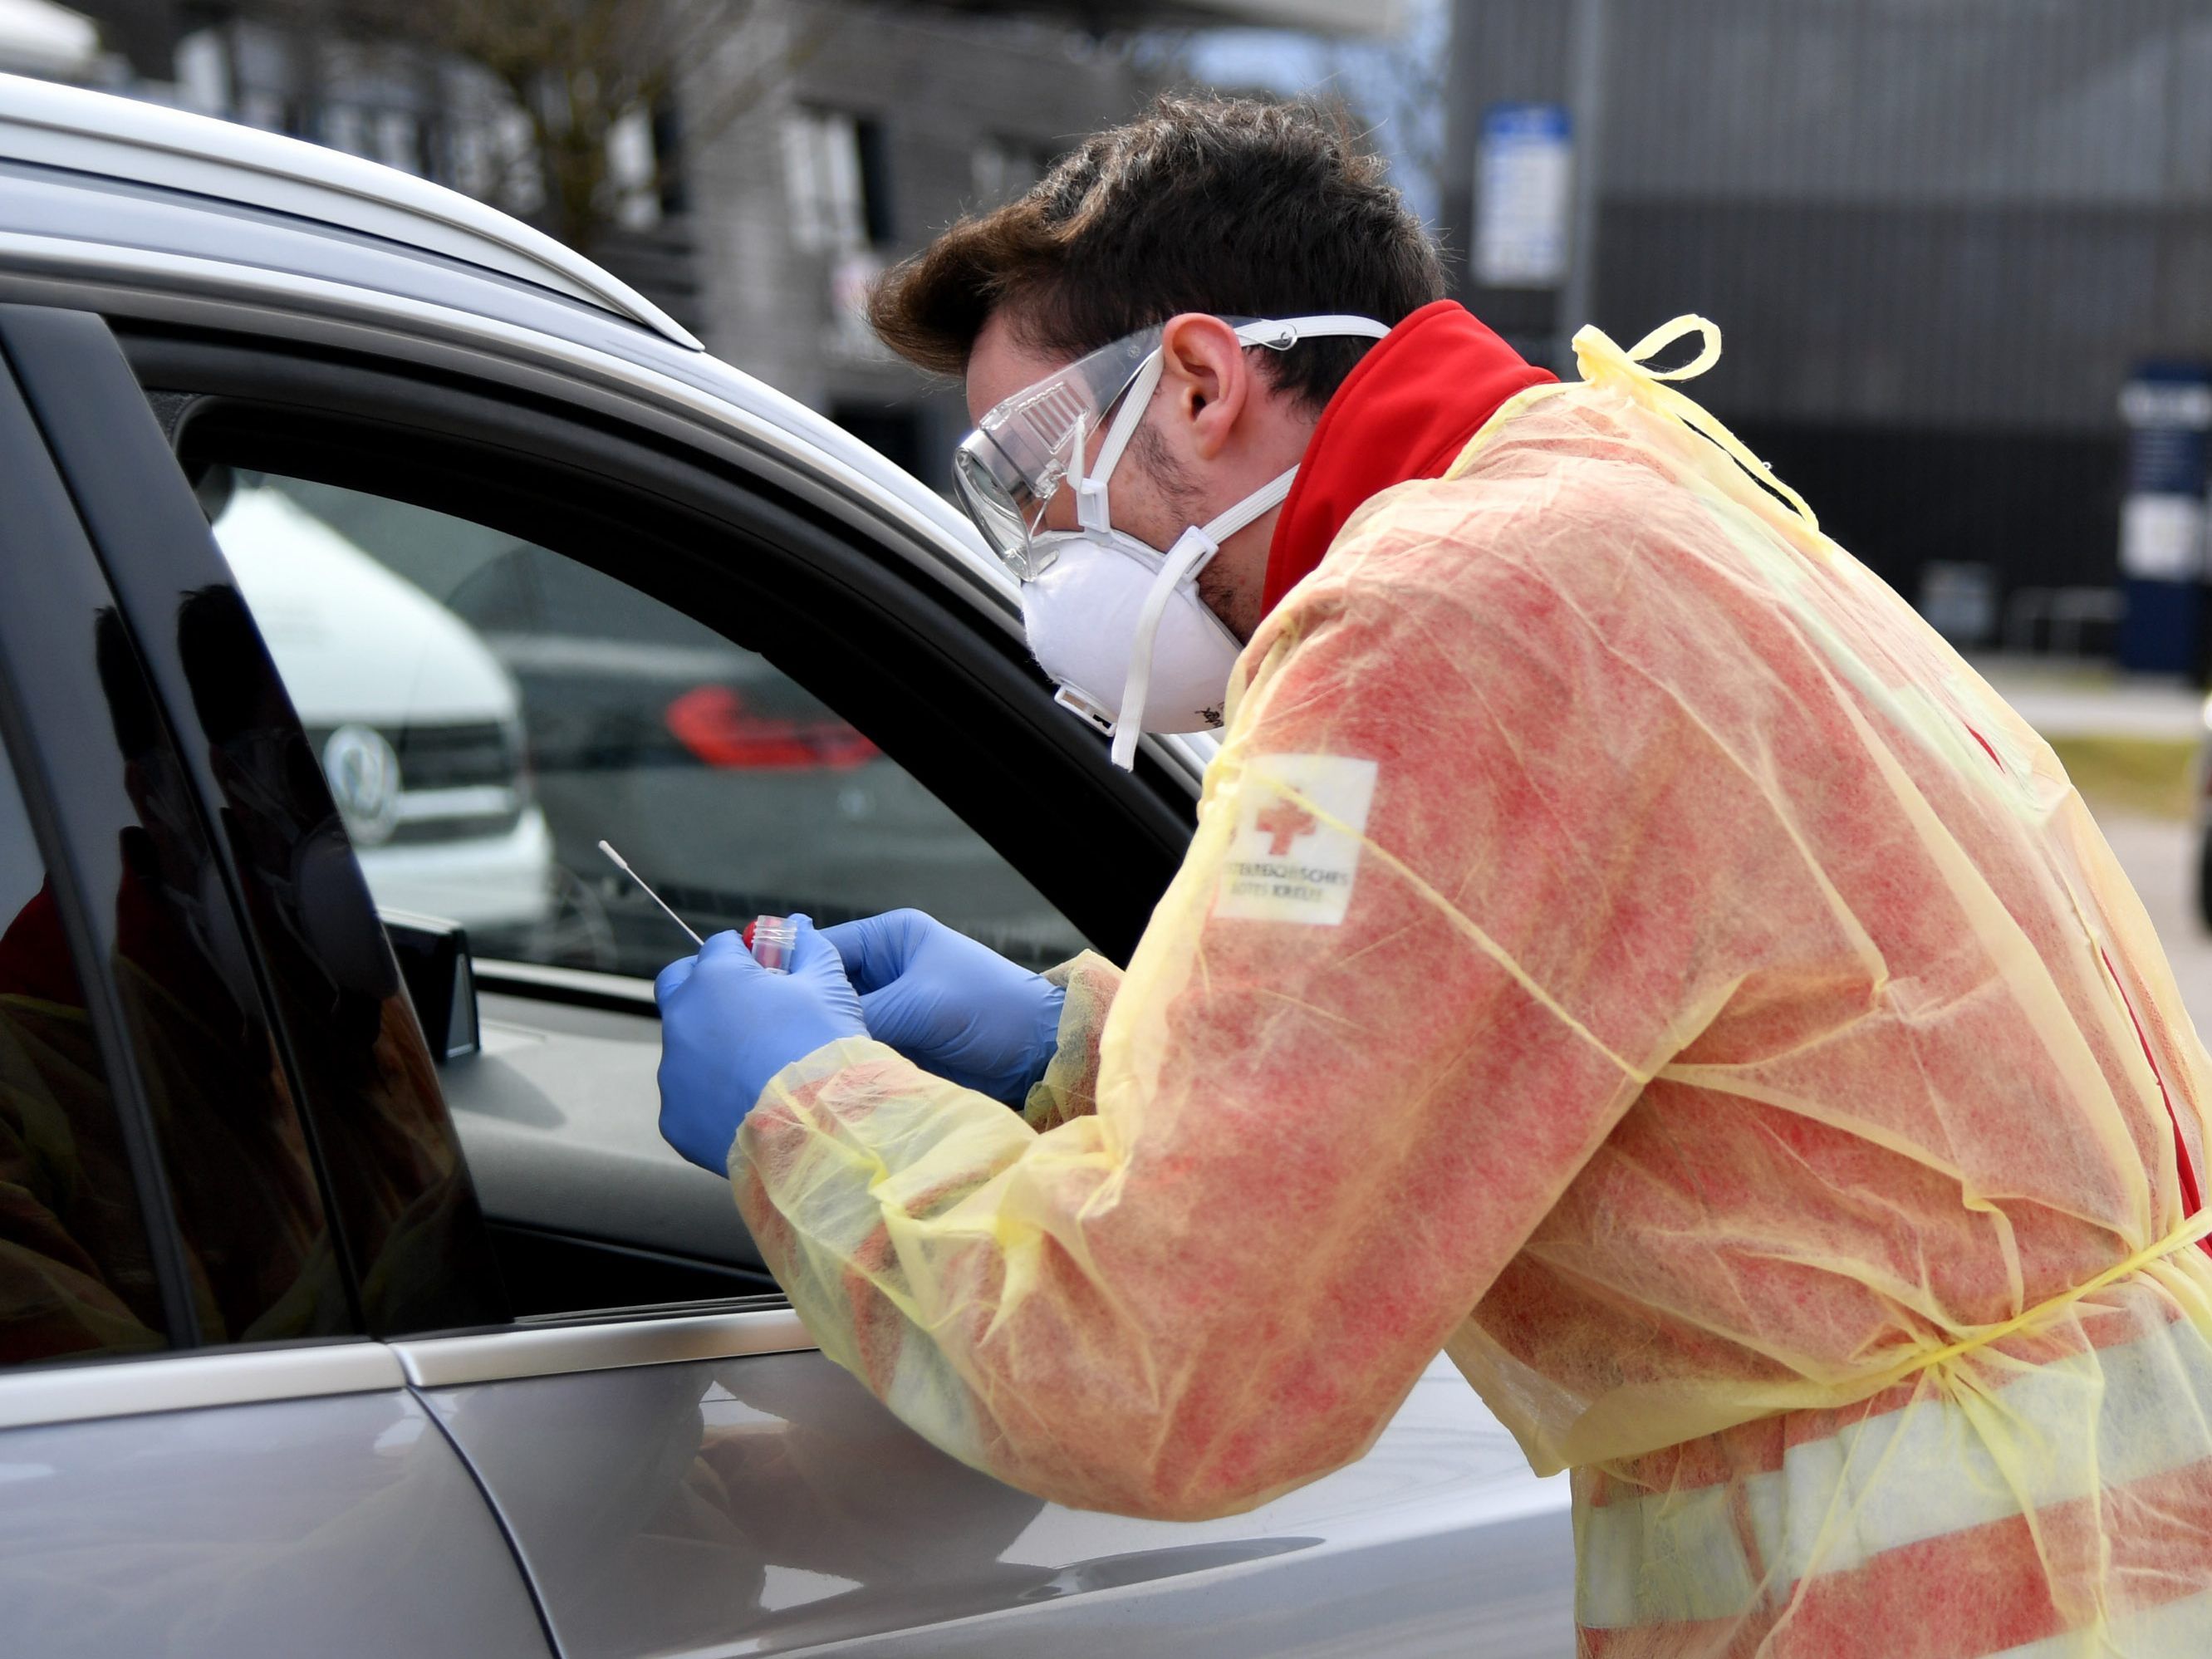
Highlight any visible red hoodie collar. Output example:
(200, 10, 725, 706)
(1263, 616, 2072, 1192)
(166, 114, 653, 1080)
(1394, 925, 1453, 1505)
(1262, 300, 1556, 615)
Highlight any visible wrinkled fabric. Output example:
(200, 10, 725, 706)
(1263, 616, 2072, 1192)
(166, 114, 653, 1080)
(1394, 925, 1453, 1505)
(733, 318, 2212, 1657)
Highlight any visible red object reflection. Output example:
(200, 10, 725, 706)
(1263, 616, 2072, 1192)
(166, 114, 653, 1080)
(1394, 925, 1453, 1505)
(666, 685, 880, 771)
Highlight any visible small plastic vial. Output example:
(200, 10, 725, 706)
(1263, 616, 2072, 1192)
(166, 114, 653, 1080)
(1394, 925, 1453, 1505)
(748, 915, 797, 974)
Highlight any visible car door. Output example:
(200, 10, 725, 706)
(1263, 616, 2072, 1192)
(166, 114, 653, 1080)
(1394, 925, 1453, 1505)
(105, 315, 1572, 1657)
(0, 304, 550, 1658)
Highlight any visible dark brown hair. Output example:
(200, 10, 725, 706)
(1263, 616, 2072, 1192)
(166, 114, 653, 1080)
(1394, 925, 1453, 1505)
(868, 94, 1444, 410)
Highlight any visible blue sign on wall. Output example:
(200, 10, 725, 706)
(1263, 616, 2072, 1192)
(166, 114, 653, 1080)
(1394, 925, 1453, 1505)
(2117, 361, 2212, 674)
(1476, 103, 1573, 289)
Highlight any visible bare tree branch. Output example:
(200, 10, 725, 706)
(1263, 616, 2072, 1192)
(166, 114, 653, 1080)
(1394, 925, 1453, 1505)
(236, 0, 832, 253)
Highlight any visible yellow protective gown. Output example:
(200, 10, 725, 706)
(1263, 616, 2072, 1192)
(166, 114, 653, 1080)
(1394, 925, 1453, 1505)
(732, 319, 2212, 1657)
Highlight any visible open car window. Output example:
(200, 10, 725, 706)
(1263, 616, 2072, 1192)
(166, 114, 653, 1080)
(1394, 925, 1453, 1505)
(184, 459, 1096, 1317)
(134, 324, 1195, 1323)
(199, 466, 1088, 980)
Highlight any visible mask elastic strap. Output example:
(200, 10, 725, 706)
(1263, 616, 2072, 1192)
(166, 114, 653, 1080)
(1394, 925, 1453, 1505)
(1110, 528, 1218, 770)
(1106, 466, 1299, 771)
(1078, 356, 1167, 533)
(1199, 465, 1297, 546)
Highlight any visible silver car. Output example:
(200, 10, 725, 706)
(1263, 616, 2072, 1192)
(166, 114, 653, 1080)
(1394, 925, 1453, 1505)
(0, 74, 1572, 1657)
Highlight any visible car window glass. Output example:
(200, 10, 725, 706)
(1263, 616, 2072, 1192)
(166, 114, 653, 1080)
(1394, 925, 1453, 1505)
(200, 468, 1087, 979)
(0, 729, 172, 1365)
(83, 606, 355, 1349)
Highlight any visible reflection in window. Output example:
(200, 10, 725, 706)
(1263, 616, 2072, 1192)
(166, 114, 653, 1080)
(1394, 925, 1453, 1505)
(0, 731, 169, 1365)
(91, 609, 351, 1347)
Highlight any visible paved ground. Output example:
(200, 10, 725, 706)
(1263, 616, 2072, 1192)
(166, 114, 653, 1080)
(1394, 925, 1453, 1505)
(1968, 653, 2204, 742)
(1956, 655, 2212, 1030)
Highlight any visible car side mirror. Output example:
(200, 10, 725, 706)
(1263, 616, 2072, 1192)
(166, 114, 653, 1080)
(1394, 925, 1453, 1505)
(380, 908, 481, 1062)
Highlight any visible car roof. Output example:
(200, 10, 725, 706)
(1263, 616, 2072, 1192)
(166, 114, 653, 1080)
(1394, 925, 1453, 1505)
(0, 76, 986, 563)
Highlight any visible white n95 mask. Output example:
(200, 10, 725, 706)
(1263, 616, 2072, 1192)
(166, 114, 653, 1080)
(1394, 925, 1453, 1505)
(1020, 488, 1284, 763)
(952, 314, 1390, 770)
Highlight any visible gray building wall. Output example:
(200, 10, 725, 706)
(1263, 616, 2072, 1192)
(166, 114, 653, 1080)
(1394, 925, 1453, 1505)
(1446, 0, 2212, 431)
(1442, 0, 2212, 630)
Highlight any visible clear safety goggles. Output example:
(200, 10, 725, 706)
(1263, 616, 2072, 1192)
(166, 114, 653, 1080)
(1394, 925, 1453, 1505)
(952, 324, 1171, 580)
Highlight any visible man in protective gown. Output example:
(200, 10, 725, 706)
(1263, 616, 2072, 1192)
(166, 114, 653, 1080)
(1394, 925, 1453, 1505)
(654, 96, 2212, 1657)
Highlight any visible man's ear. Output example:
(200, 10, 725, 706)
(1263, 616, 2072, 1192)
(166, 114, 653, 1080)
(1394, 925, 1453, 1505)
(1156, 313, 1253, 462)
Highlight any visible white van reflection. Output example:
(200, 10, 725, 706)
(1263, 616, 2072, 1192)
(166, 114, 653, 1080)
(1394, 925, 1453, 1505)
(209, 479, 556, 944)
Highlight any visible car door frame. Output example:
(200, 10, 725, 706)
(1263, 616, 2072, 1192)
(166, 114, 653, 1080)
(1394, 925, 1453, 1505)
(106, 314, 1208, 1313)
(0, 302, 557, 1659)
(0, 302, 513, 1338)
(0, 307, 204, 1353)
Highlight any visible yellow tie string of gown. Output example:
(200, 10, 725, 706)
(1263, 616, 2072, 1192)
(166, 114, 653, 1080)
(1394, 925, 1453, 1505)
(1572, 314, 1828, 543)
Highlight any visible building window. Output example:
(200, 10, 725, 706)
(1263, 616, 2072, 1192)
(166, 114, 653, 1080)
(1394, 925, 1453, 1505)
(853, 116, 894, 247)
(372, 107, 419, 174)
(651, 103, 687, 217)
(607, 106, 661, 231)
(782, 107, 892, 254)
(174, 28, 230, 117)
(446, 100, 543, 218)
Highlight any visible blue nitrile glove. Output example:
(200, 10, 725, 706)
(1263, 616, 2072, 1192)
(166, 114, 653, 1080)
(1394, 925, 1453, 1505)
(819, 909, 1065, 1107)
(653, 915, 865, 1173)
